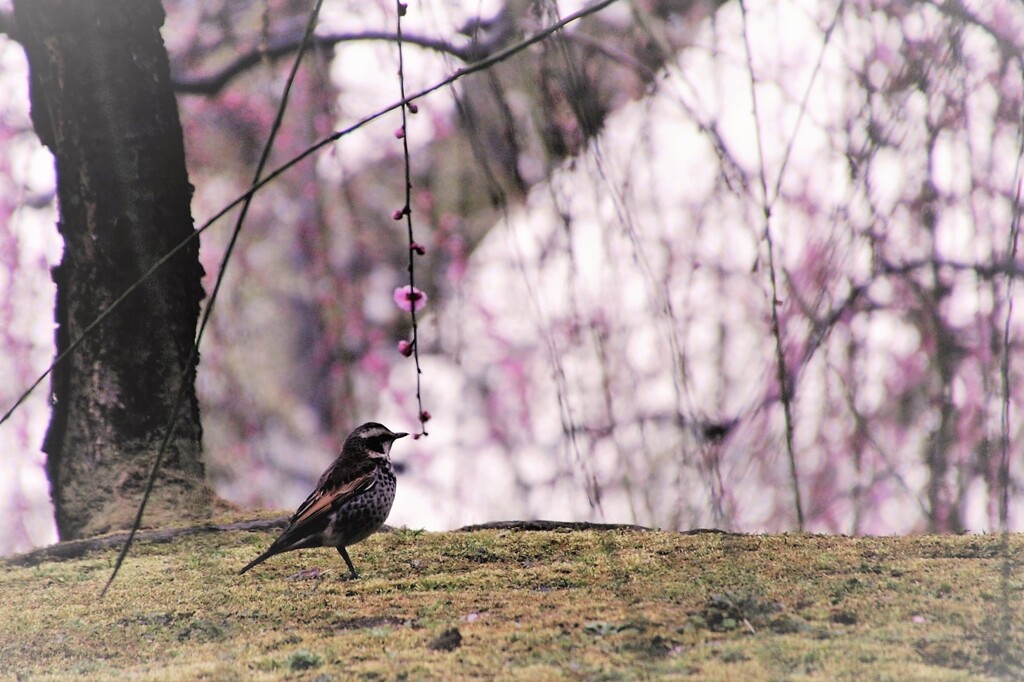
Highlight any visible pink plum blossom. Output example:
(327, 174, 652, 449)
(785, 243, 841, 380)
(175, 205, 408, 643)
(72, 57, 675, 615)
(393, 285, 427, 312)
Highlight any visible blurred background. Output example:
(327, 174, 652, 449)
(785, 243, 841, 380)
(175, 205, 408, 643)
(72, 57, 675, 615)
(1, 0, 1023, 555)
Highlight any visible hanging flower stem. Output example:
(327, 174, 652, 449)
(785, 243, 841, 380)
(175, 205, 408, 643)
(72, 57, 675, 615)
(395, 1, 428, 436)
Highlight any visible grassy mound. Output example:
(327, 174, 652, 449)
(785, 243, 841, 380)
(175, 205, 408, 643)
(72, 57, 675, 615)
(2, 515, 1021, 680)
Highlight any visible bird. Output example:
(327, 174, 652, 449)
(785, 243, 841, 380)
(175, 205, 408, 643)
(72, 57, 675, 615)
(239, 422, 407, 578)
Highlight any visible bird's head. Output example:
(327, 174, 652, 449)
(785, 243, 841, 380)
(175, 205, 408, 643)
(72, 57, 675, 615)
(346, 422, 408, 460)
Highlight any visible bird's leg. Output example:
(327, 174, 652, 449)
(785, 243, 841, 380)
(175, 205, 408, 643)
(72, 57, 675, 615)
(337, 546, 359, 579)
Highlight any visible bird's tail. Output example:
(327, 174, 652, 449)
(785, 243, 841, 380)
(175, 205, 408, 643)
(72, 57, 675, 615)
(239, 524, 323, 575)
(238, 547, 278, 575)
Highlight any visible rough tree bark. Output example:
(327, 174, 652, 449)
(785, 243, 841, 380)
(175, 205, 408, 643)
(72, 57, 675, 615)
(14, 0, 212, 539)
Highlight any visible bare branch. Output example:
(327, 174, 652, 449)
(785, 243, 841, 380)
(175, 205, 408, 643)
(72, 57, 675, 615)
(172, 31, 469, 95)
(878, 257, 1024, 280)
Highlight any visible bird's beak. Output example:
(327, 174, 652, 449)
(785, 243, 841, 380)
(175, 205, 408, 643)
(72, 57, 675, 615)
(393, 432, 409, 440)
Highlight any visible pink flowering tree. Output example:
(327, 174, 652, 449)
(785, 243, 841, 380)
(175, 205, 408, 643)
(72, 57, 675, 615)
(1, 0, 1023, 553)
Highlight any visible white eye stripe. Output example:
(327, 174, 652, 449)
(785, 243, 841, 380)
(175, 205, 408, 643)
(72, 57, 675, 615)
(354, 423, 393, 439)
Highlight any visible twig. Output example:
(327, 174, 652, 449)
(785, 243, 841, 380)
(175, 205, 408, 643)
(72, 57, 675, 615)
(770, 0, 845, 203)
(1000, 98, 1023, 532)
(738, 0, 804, 529)
(173, 30, 469, 95)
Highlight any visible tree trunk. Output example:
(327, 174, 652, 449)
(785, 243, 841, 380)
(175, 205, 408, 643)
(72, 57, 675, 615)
(14, 0, 211, 539)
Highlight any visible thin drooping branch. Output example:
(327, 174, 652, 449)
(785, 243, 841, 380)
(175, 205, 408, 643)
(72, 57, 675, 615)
(739, 0, 804, 529)
(770, 0, 845, 203)
(101, 0, 327, 597)
(1000, 124, 1024, 530)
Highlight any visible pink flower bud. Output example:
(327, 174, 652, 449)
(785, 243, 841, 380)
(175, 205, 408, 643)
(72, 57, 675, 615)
(393, 285, 428, 312)
(410, 241, 426, 255)
(392, 207, 406, 221)
(407, 102, 419, 114)
(419, 410, 432, 423)
(397, 340, 414, 357)
(394, 126, 405, 139)
(398, 2, 408, 16)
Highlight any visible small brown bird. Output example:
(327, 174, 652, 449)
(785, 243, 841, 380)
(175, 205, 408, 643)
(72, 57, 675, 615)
(239, 422, 407, 578)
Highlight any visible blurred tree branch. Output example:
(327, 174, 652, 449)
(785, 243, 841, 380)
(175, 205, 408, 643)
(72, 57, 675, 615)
(173, 31, 470, 95)
(919, 0, 1024, 66)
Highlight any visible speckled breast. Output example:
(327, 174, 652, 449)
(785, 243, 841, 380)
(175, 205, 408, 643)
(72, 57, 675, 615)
(326, 463, 397, 548)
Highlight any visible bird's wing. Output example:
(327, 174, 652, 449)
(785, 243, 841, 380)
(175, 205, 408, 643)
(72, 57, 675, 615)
(238, 461, 379, 574)
(289, 469, 376, 528)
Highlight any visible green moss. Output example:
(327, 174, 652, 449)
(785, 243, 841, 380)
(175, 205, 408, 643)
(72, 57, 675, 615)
(1, 519, 1021, 680)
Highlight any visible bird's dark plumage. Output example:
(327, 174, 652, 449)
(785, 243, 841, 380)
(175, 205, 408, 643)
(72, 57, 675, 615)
(239, 422, 407, 577)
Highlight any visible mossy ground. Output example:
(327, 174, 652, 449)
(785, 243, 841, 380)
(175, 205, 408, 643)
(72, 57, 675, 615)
(2, 514, 1022, 680)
